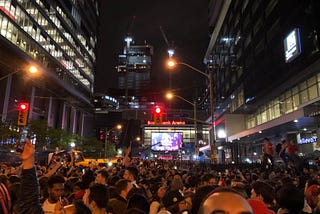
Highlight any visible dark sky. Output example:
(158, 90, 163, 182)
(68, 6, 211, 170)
(95, 0, 209, 107)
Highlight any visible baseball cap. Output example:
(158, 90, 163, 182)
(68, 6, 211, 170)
(162, 190, 185, 208)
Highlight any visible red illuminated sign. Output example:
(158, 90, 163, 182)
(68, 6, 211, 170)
(147, 120, 186, 125)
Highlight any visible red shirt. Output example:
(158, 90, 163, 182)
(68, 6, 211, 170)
(287, 143, 298, 155)
(264, 142, 274, 156)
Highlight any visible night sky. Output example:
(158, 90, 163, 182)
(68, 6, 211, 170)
(95, 0, 209, 108)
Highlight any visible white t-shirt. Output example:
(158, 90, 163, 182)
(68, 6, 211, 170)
(42, 199, 56, 214)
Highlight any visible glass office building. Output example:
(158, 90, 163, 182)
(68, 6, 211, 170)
(204, 0, 320, 163)
(0, 0, 98, 137)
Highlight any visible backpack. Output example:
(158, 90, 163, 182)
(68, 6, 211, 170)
(0, 183, 11, 214)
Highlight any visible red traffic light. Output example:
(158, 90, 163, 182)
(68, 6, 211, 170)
(153, 105, 163, 115)
(19, 102, 29, 111)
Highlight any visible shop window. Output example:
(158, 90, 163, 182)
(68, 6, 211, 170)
(10, 24, 17, 43)
(261, 110, 267, 123)
(292, 93, 300, 110)
(300, 89, 308, 104)
(285, 98, 293, 113)
(273, 103, 280, 118)
(308, 85, 318, 100)
(299, 81, 307, 90)
(6, 21, 13, 40)
(1, 16, 8, 36)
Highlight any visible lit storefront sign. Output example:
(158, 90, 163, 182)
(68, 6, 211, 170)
(284, 28, 302, 63)
(300, 136, 317, 144)
(147, 120, 186, 125)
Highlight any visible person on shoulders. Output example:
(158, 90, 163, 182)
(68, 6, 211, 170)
(262, 138, 274, 168)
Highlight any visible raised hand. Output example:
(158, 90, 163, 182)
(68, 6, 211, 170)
(20, 138, 35, 169)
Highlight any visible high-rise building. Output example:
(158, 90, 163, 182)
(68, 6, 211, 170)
(0, 0, 98, 137)
(204, 0, 320, 163)
(116, 42, 153, 107)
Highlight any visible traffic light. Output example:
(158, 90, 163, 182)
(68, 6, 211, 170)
(17, 102, 29, 126)
(99, 128, 106, 142)
(153, 105, 163, 124)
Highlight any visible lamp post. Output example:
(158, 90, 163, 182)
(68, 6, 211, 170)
(167, 59, 215, 148)
(105, 124, 122, 158)
(166, 92, 198, 155)
(1, 65, 39, 122)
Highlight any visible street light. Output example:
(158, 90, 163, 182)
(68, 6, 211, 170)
(166, 59, 215, 147)
(166, 91, 198, 155)
(105, 124, 122, 158)
(0, 65, 39, 81)
(1, 65, 39, 122)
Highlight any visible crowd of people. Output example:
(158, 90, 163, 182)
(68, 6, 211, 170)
(1, 138, 320, 213)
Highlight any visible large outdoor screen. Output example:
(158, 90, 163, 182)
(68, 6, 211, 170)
(151, 132, 183, 151)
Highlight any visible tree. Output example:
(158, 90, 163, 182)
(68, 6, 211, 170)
(28, 120, 79, 150)
(0, 121, 19, 149)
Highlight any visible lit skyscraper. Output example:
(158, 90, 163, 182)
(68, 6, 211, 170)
(0, 0, 98, 136)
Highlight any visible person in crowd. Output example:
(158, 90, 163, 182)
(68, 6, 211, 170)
(198, 187, 253, 214)
(7, 180, 20, 213)
(200, 173, 216, 186)
(262, 137, 275, 168)
(247, 199, 275, 214)
(127, 193, 150, 214)
(123, 166, 139, 188)
(42, 174, 69, 213)
(182, 190, 194, 213)
(305, 184, 320, 211)
(0, 179, 11, 214)
(276, 183, 310, 214)
(16, 139, 78, 214)
(286, 139, 300, 170)
(287, 139, 299, 159)
(39, 176, 50, 203)
(87, 183, 109, 214)
(191, 185, 216, 214)
(170, 174, 184, 191)
(159, 189, 188, 214)
(278, 139, 289, 167)
(95, 170, 108, 186)
(81, 168, 96, 207)
(139, 179, 153, 201)
(250, 180, 276, 211)
(108, 179, 132, 214)
(124, 166, 147, 200)
(111, 167, 119, 177)
(149, 185, 168, 214)
(72, 200, 92, 214)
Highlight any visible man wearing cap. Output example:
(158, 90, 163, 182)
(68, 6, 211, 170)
(158, 190, 188, 214)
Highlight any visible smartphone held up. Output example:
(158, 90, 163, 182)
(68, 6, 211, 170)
(16, 127, 29, 153)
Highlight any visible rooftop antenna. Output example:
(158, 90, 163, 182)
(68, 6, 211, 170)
(160, 26, 175, 57)
(125, 16, 136, 48)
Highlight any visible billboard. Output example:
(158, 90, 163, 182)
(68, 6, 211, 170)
(151, 132, 183, 151)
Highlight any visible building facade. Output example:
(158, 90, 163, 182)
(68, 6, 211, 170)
(116, 43, 153, 105)
(204, 0, 320, 163)
(0, 0, 98, 138)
